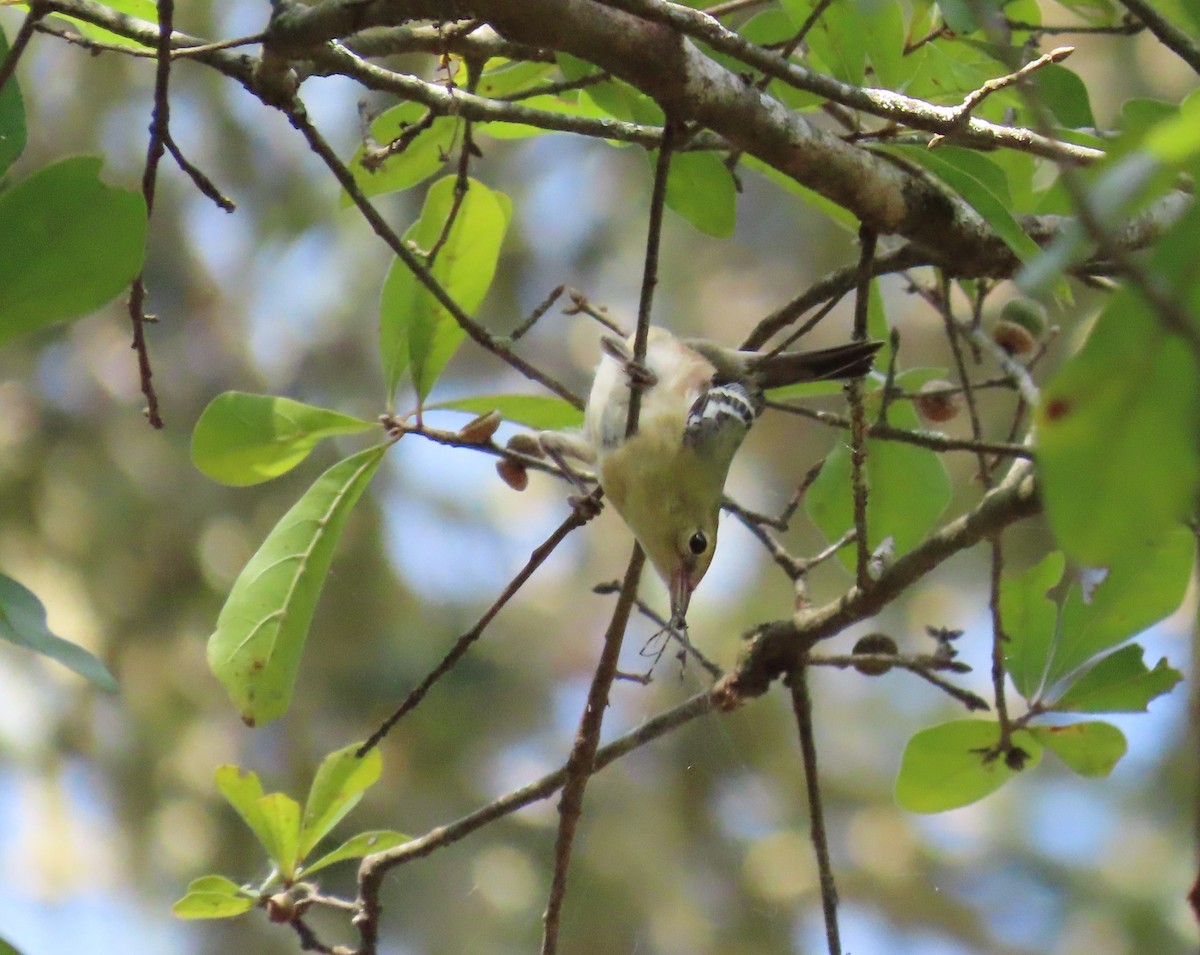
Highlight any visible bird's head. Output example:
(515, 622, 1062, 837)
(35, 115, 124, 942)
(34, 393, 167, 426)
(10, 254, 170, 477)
(641, 510, 719, 628)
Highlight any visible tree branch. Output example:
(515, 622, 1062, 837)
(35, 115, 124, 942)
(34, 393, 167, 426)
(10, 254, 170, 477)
(1115, 0, 1200, 76)
(714, 462, 1040, 706)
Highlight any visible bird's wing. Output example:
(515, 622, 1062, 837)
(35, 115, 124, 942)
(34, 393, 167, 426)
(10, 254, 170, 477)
(681, 380, 762, 470)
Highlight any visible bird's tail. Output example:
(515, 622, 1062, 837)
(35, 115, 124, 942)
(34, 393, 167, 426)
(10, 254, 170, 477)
(750, 339, 883, 390)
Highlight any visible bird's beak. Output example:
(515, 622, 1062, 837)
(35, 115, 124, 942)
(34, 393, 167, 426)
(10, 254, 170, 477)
(669, 567, 694, 629)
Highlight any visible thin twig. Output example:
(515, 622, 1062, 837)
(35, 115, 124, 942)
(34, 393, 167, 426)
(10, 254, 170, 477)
(360, 110, 437, 172)
(541, 114, 677, 955)
(988, 535, 1013, 747)
(562, 288, 627, 337)
(357, 500, 599, 757)
(810, 650, 988, 709)
(929, 46, 1074, 147)
(704, 0, 768, 16)
(126, 0, 176, 429)
(756, 0, 833, 92)
(354, 691, 715, 954)
(0, 5, 43, 96)
(848, 227, 877, 590)
(788, 665, 840, 955)
(627, 118, 678, 435)
(163, 132, 235, 210)
(1006, 17, 1142, 37)
(742, 246, 932, 350)
(540, 546, 645, 955)
(425, 60, 482, 267)
(498, 70, 612, 102)
(506, 285, 567, 344)
(170, 32, 267, 55)
(1114, 0, 1200, 75)
(714, 461, 1038, 708)
(727, 504, 805, 581)
(278, 98, 584, 410)
(758, 294, 845, 364)
(766, 401, 1034, 458)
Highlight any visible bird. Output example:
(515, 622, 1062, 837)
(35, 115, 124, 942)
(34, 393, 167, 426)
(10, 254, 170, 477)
(517, 326, 882, 627)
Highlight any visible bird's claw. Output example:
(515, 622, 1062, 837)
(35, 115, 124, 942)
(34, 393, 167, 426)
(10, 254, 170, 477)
(624, 361, 657, 390)
(601, 335, 658, 389)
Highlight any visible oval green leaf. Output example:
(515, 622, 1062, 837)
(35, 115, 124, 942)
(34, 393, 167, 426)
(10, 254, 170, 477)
(298, 743, 382, 859)
(300, 829, 411, 878)
(172, 875, 256, 920)
(379, 176, 510, 403)
(215, 765, 273, 849)
(256, 792, 303, 879)
(1030, 721, 1126, 778)
(343, 102, 459, 203)
(895, 720, 1043, 813)
(207, 444, 388, 725)
(191, 392, 375, 486)
(0, 156, 146, 346)
(661, 150, 737, 238)
(0, 573, 117, 692)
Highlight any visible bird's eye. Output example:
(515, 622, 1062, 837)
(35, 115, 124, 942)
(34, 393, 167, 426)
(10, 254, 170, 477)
(688, 531, 708, 555)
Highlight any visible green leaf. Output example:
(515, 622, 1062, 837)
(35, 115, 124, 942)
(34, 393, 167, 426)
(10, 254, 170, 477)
(1144, 88, 1200, 166)
(477, 93, 611, 140)
(0, 27, 26, 176)
(861, 0, 914, 90)
(379, 176, 510, 403)
(256, 792, 303, 879)
(343, 102, 459, 203)
(214, 765, 274, 850)
(1050, 644, 1183, 713)
(1000, 552, 1065, 701)
(895, 720, 1043, 813)
(782, 0, 866, 85)
(1045, 527, 1193, 685)
(886, 145, 1040, 263)
(476, 59, 557, 99)
(172, 875, 255, 920)
(660, 150, 737, 238)
(191, 392, 375, 487)
(0, 574, 117, 692)
(806, 395, 951, 569)
(1030, 721, 1126, 777)
(298, 743, 382, 859)
(1031, 63, 1095, 129)
(934, 0, 981, 33)
(300, 829, 410, 878)
(428, 394, 584, 431)
(207, 445, 388, 725)
(0, 156, 146, 345)
(1036, 292, 1200, 565)
(555, 54, 663, 125)
(906, 38, 1011, 110)
(743, 155, 859, 231)
(55, 0, 159, 49)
